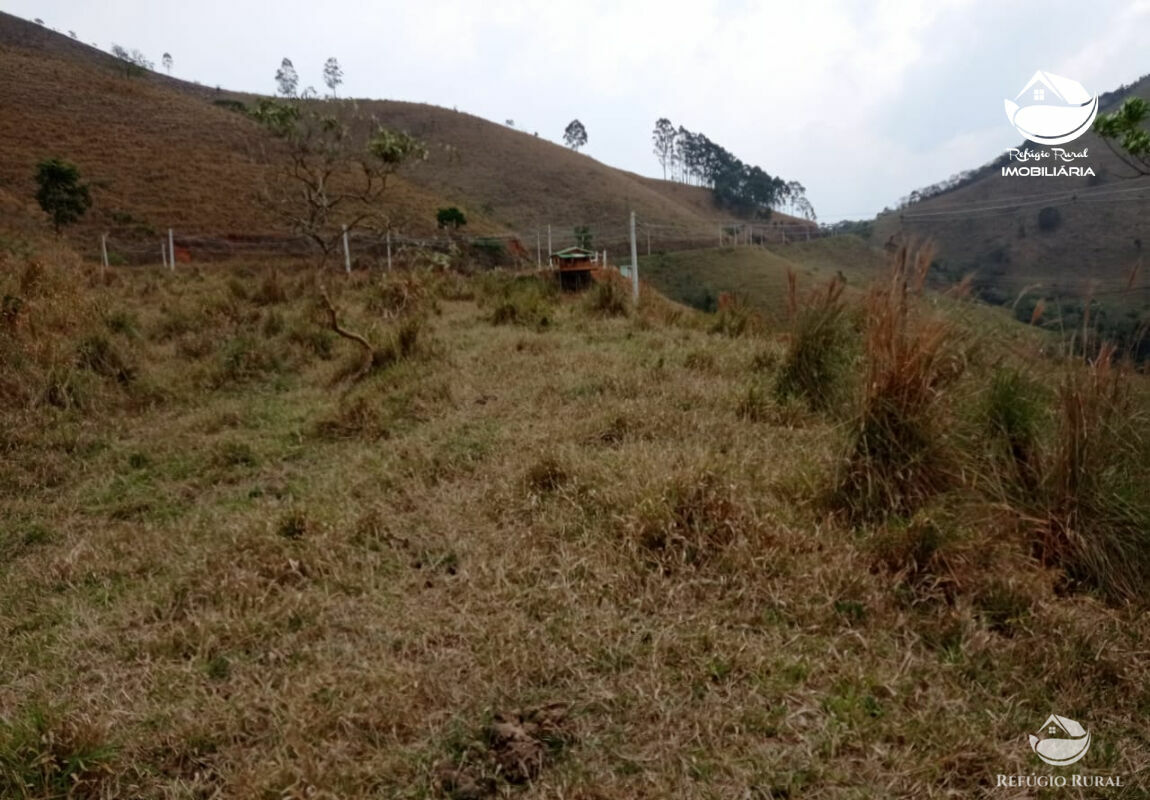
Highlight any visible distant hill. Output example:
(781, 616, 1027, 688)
(0, 11, 809, 257)
(873, 73, 1150, 312)
(638, 236, 887, 317)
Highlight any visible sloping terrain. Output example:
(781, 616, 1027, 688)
(639, 236, 889, 316)
(2, 243, 1148, 797)
(0, 11, 807, 258)
(872, 74, 1150, 305)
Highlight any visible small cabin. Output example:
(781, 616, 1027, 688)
(550, 246, 596, 291)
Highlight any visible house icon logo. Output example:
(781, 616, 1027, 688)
(1004, 71, 1099, 145)
(1028, 714, 1091, 766)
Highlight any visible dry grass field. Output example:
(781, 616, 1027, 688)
(2, 230, 1149, 798)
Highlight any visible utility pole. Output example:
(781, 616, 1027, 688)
(168, 228, 175, 269)
(342, 225, 351, 273)
(100, 233, 108, 277)
(547, 225, 552, 263)
(629, 211, 639, 303)
(386, 228, 392, 271)
(536, 229, 541, 267)
(161, 240, 167, 269)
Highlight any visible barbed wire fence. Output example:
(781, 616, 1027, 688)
(87, 175, 1149, 299)
(90, 214, 839, 272)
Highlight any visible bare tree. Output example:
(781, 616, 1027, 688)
(250, 98, 428, 267)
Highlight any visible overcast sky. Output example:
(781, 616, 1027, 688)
(6, 0, 1148, 221)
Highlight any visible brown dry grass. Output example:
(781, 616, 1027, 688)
(0, 10, 808, 262)
(1, 236, 1149, 799)
(834, 243, 966, 520)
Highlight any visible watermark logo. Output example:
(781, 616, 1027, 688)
(1028, 714, 1091, 767)
(1004, 71, 1098, 145)
(995, 714, 1123, 788)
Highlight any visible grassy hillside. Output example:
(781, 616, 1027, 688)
(2, 235, 1148, 797)
(0, 11, 808, 258)
(639, 236, 889, 316)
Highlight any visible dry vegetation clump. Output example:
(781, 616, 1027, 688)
(582, 273, 631, 318)
(364, 269, 441, 318)
(773, 271, 853, 411)
(434, 704, 573, 799)
(0, 709, 119, 799)
(524, 455, 570, 494)
(314, 370, 453, 440)
(1028, 346, 1150, 601)
(635, 284, 698, 329)
(980, 366, 1047, 500)
(0, 250, 126, 412)
(250, 269, 290, 306)
(623, 469, 754, 572)
(708, 291, 763, 337)
(834, 243, 966, 521)
(320, 286, 432, 384)
(478, 272, 558, 330)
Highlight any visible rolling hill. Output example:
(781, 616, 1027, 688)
(0, 11, 809, 260)
(638, 236, 887, 316)
(872, 73, 1150, 310)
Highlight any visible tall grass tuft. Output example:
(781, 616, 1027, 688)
(1032, 345, 1150, 601)
(835, 243, 965, 521)
(774, 271, 851, 411)
(982, 367, 1046, 499)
